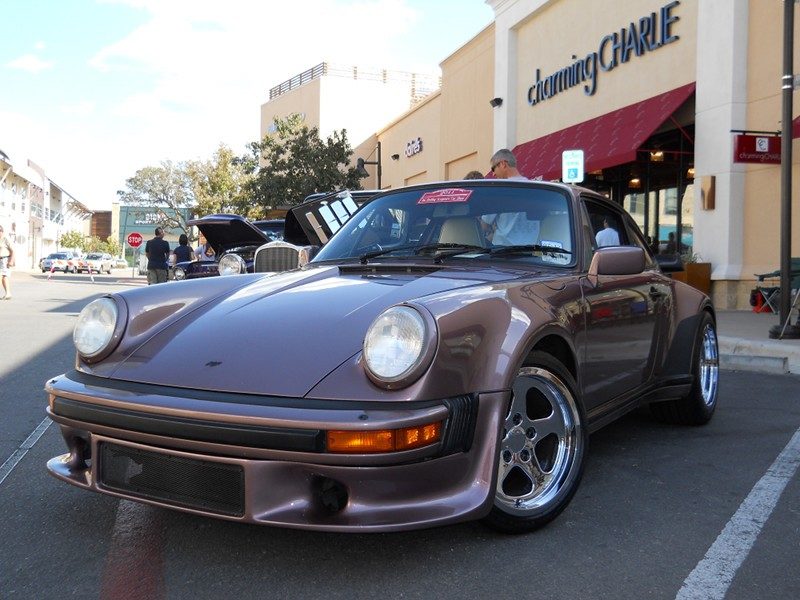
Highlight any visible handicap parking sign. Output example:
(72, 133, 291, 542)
(562, 150, 584, 184)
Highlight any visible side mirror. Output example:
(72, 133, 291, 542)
(588, 246, 646, 276)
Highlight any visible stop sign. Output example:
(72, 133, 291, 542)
(127, 232, 143, 248)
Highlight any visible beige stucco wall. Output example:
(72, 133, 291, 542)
(260, 78, 323, 140)
(372, 91, 442, 189)
(439, 24, 495, 179)
(741, 0, 800, 282)
(514, 0, 697, 142)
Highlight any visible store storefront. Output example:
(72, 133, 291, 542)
(265, 0, 793, 308)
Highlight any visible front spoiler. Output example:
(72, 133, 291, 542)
(45, 373, 507, 532)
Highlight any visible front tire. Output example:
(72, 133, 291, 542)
(484, 352, 588, 533)
(650, 311, 719, 425)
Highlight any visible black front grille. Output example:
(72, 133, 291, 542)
(254, 247, 299, 272)
(98, 442, 245, 517)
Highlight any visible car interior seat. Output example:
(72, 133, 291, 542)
(439, 217, 485, 247)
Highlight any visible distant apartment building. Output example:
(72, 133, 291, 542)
(0, 149, 93, 268)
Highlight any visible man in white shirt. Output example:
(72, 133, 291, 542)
(595, 218, 620, 247)
(482, 149, 536, 245)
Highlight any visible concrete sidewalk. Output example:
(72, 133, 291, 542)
(716, 310, 800, 375)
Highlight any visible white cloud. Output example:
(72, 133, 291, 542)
(61, 101, 96, 117)
(6, 54, 53, 73)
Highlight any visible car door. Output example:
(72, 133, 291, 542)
(579, 199, 666, 414)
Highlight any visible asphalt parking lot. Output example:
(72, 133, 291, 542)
(1, 272, 798, 600)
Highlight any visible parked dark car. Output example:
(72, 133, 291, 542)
(171, 215, 283, 281)
(45, 179, 718, 533)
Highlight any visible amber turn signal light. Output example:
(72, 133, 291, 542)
(327, 422, 442, 453)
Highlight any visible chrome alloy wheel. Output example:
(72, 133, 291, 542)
(495, 366, 583, 516)
(699, 323, 719, 407)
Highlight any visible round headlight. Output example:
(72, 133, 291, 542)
(364, 306, 430, 385)
(173, 266, 186, 280)
(73, 297, 119, 358)
(218, 253, 245, 276)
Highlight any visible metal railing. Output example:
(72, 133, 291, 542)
(268, 62, 441, 104)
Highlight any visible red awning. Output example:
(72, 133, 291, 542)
(793, 116, 800, 139)
(512, 82, 696, 181)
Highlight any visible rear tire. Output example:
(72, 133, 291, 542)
(483, 351, 588, 533)
(650, 311, 719, 425)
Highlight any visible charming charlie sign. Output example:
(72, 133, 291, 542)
(733, 135, 781, 165)
(528, 1, 681, 106)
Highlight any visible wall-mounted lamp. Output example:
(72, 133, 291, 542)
(687, 166, 695, 179)
(649, 150, 664, 162)
(356, 141, 382, 188)
(391, 153, 400, 161)
(628, 177, 642, 189)
(489, 97, 503, 108)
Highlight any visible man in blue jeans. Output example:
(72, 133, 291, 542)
(144, 227, 170, 284)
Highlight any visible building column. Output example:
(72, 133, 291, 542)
(487, 0, 550, 152)
(693, 0, 749, 294)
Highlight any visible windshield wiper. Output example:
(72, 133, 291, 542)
(359, 242, 489, 264)
(359, 244, 422, 264)
(415, 243, 490, 264)
(488, 244, 573, 256)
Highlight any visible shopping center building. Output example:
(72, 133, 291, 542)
(261, 0, 796, 309)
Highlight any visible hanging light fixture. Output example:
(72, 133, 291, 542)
(649, 150, 664, 162)
(687, 166, 695, 179)
(629, 177, 642, 189)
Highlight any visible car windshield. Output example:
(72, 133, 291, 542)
(257, 224, 284, 241)
(48, 253, 68, 259)
(87, 254, 102, 259)
(312, 184, 574, 267)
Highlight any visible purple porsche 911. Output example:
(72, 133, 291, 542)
(45, 179, 718, 532)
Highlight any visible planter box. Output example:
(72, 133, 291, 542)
(671, 262, 711, 295)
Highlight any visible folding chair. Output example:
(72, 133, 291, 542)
(754, 271, 782, 313)
(755, 258, 800, 336)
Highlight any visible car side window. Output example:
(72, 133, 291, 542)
(583, 199, 628, 250)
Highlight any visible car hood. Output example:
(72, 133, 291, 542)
(188, 214, 271, 251)
(101, 264, 527, 397)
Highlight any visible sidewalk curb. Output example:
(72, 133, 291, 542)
(719, 336, 800, 375)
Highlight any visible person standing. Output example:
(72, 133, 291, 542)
(482, 149, 533, 245)
(595, 218, 620, 247)
(144, 227, 170, 285)
(194, 233, 216, 261)
(171, 234, 194, 264)
(0, 225, 14, 300)
(489, 148, 528, 181)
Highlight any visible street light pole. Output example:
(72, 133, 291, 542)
(771, 0, 800, 338)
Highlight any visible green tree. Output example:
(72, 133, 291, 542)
(187, 144, 252, 218)
(59, 230, 85, 251)
(117, 161, 194, 233)
(242, 114, 363, 217)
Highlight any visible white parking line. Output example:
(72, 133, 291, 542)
(676, 427, 800, 600)
(0, 417, 52, 486)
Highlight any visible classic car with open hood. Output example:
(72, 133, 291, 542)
(171, 215, 284, 280)
(45, 179, 718, 533)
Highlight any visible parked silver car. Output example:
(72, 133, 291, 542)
(78, 253, 113, 274)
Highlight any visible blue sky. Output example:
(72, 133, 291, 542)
(0, 0, 494, 209)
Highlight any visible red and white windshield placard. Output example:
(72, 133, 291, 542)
(417, 188, 473, 204)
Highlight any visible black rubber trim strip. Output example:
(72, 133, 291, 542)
(53, 396, 324, 452)
(64, 369, 449, 411)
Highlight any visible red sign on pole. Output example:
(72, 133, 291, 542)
(733, 134, 781, 164)
(127, 232, 143, 248)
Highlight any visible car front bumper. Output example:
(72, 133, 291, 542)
(45, 371, 506, 532)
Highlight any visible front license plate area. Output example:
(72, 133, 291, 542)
(98, 442, 245, 517)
